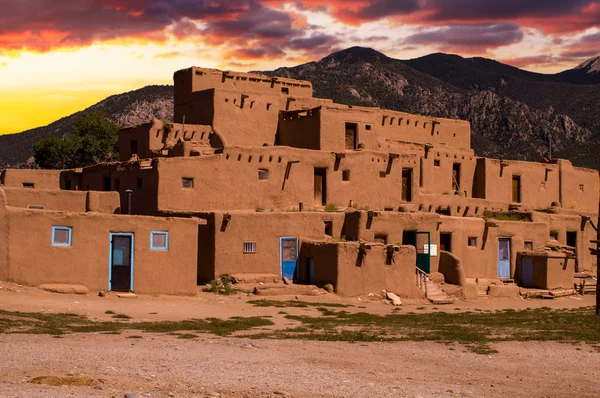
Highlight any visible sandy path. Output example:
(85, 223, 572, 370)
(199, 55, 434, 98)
(0, 334, 598, 398)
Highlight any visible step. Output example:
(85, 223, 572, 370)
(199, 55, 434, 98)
(429, 298, 455, 305)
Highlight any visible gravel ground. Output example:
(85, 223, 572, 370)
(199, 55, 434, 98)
(0, 333, 598, 398)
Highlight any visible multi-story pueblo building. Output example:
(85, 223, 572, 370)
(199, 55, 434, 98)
(1, 67, 598, 301)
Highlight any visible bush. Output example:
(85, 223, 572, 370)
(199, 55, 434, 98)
(203, 277, 236, 295)
(324, 203, 338, 212)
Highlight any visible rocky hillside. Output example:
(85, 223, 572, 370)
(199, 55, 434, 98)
(2, 47, 600, 169)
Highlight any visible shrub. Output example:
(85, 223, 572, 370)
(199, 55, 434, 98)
(324, 203, 338, 212)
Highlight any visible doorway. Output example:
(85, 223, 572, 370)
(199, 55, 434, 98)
(402, 169, 413, 202)
(281, 238, 298, 280)
(452, 163, 461, 191)
(314, 168, 327, 206)
(512, 175, 521, 203)
(403, 231, 431, 273)
(109, 233, 134, 292)
(521, 258, 533, 287)
(345, 123, 357, 150)
(566, 231, 577, 248)
(440, 233, 452, 252)
(498, 238, 511, 279)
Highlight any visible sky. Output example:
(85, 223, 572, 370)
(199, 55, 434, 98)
(0, 0, 599, 136)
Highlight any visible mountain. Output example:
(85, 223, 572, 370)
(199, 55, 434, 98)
(1, 47, 600, 169)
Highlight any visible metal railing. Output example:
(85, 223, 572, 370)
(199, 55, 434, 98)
(415, 267, 428, 296)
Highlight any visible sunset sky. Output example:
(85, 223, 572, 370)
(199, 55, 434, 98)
(0, 0, 599, 136)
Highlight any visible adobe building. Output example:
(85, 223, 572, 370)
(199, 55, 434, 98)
(1, 67, 598, 300)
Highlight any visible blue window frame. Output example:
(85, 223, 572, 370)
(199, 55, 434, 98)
(52, 226, 72, 247)
(150, 231, 169, 250)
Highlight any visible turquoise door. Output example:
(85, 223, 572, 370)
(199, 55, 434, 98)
(281, 238, 298, 280)
(498, 238, 511, 278)
(403, 231, 431, 273)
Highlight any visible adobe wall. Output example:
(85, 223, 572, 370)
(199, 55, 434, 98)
(0, 187, 119, 213)
(81, 165, 158, 215)
(155, 147, 422, 212)
(422, 147, 477, 196)
(520, 252, 574, 290)
(173, 67, 313, 107)
(278, 108, 321, 150)
(354, 211, 442, 272)
(0, 169, 62, 189)
(0, 189, 8, 281)
(4, 208, 199, 295)
(532, 212, 597, 272)
(558, 160, 599, 213)
(199, 211, 346, 282)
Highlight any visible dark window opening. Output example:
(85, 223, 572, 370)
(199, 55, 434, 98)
(365, 125, 371, 131)
(22, 182, 34, 189)
(345, 123, 357, 150)
(65, 179, 72, 190)
(258, 169, 269, 180)
(130, 140, 138, 155)
(374, 233, 388, 244)
(440, 233, 452, 252)
(182, 177, 194, 189)
(324, 221, 333, 236)
(103, 176, 111, 192)
(281, 87, 289, 94)
(136, 177, 143, 189)
(567, 231, 577, 248)
(402, 168, 413, 202)
(550, 231, 559, 241)
(468, 237, 477, 247)
(524, 241, 533, 250)
(114, 179, 121, 190)
(512, 175, 521, 203)
(342, 170, 350, 181)
(434, 159, 440, 167)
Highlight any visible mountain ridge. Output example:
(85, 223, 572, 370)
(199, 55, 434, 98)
(1, 47, 600, 169)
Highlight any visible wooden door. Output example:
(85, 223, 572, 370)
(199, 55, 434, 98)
(402, 169, 412, 202)
(110, 234, 134, 292)
(314, 168, 326, 205)
(498, 238, 511, 279)
(345, 123, 357, 150)
(512, 176, 521, 203)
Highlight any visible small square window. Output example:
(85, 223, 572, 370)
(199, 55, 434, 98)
(324, 221, 333, 236)
(379, 171, 387, 178)
(365, 125, 372, 131)
(28, 205, 45, 210)
(374, 233, 388, 244)
(137, 177, 143, 189)
(524, 241, 533, 250)
(52, 226, 72, 247)
(579, 184, 584, 192)
(150, 231, 169, 250)
(550, 231, 559, 241)
(258, 169, 269, 180)
(182, 177, 194, 189)
(243, 241, 257, 254)
(342, 170, 351, 181)
(22, 182, 34, 189)
(434, 159, 441, 167)
(468, 237, 477, 247)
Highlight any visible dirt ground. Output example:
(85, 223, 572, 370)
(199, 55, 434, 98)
(0, 281, 599, 398)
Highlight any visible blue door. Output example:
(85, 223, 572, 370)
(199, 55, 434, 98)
(109, 233, 135, 292)
(498, 238, 511, 279)
(281, 238, 298, 280)
(521, 258, 533, 287)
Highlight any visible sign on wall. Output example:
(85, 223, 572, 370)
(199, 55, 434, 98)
(424, 244, 438, 257)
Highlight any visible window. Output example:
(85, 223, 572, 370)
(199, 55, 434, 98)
(468, 237, 477, 247)
(150, 231, 169, 250)
(579, 184, 585, 192)
(524, 241, 533, 250)
(22, 183, 34, 189)
(258, 169, 269, 180)
(374, 233, 388, 244)
(136, 177, 143, 189)
(103, 176, 111, 191)
(365, 125, 372, 131)
(28, 205, 45, 210)
(52, 226, 72, 247)
(182, 177, 194, 189)
(130, 140, 138, 155)
(324, 221, 333, 236)
(342, 170, 351, 181)
(550, 231, 559, 241)
(379, 171, 387, 178)
(281, 87, 289, 94)
(65, 180, 72, 190)
(243, 241, 257, 253)
(434, 159, 441, 167)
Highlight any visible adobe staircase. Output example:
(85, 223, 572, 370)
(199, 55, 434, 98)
(416, 269, 455, 304)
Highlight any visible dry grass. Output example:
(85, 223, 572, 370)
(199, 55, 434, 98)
(30, 376, 96, 387)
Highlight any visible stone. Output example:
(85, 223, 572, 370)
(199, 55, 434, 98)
(98, 291, 106, 297)
(462, 279, 479, 300)
(385, 292, 402, 306)
(310, 289, 321, 296)
(323, 284, 335, 293)
(38, 284, 89, 295)
(282, 277, 291, 285)
(124, 394, 140, 398)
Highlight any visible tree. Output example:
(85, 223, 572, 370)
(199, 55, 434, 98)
(34, 111, 120, 169)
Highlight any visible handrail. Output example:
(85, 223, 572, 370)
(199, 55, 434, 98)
(415, 267, 429, 296)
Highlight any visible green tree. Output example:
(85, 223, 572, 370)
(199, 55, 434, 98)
(34, 111, 120, 169)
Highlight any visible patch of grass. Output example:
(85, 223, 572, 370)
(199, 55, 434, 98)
(324, 203, 338, 212)
(248, 300, 352, 308)
(104, 310, 115, 315)
(485, 211, 532, 222)
(127, 335, 143, 339)
(178, 333, 199, 339)
(111, 314, 131, 320)
(31, 376, 96, 387)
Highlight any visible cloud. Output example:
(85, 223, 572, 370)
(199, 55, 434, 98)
(153, 51, 183, 59)
(558, 31, 600, 60)
(404, 23, 524, 51)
